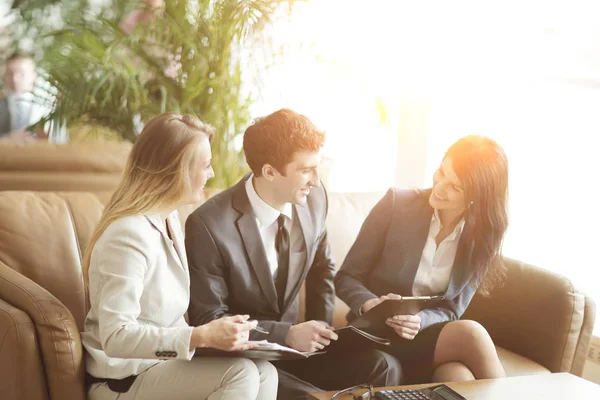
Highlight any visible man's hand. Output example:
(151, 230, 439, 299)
(385, 314, 421, 340)
(191, 314, 258, 351)
(360, 293, 403, 314)
(285, 320, 338, 352)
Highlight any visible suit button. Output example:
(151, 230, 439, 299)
(155, 351, 161, 357)
(172, 351, 177, 357)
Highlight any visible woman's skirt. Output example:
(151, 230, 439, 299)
(378, 321, 450, 384)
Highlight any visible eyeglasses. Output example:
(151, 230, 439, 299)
(331, 383, 374, 400)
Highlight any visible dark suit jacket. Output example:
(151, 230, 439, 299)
(0, 98, 11, 136)
(185, 175, 336, 345)
(334, 187, 476, 331)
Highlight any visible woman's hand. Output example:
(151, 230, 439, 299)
(191, 315, 258, 351)
(360, 293, 403, 314)
(385, 314, 421, 340)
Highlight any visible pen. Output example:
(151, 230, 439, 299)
(240, 319, 269, 334)
(252, 326, 270, 335)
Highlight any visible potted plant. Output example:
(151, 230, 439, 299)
(8, 0, 292, 188)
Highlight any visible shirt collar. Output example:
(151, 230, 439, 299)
(245, 174, 293, 227)
(432, 209, 465, 241)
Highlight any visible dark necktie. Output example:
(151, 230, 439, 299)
(274, 214, 290, 311)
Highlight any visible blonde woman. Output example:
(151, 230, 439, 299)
(81, 113, 278, 400)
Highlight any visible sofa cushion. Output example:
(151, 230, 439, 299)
(496, 346, 550, 376)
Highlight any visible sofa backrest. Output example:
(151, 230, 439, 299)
(0, 188, 384, 330)
(0, 142, 131, 192)
(0, 191, 110, 330)
(324, 191, 386, 266)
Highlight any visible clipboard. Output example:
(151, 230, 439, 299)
(195, 340, 327, 360)
(349, 296, 446, 338)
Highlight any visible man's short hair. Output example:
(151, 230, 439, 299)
(243, 108, 325, 176)
(7, 52, 35, 63)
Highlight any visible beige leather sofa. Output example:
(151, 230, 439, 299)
(0, 142, 131, 192)
(0, 190, 595, 400)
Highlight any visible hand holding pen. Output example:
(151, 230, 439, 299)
(191, 315, 260, 351)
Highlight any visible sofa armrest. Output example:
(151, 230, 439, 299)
(0, 261, 86, 400)
(572, 293, 596, 376)
(0, 297, 48, 400)
(462, 257, 591, 375)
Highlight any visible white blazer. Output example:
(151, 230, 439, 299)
(81, 211, 195, 379)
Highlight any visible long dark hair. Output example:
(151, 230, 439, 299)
(446, 135, 509, 296)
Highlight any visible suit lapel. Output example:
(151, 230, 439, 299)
(398, 190, 434, 290)
(232, 180, 279, 312)
(167, 214, 188, 273)
(445, 231, 474, 299)
(295, 204, 314, 254)
(145, 214, 185, 272)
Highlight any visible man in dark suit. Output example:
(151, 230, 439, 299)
(186, 109, 401, 399)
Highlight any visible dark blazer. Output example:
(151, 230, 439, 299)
(334, 187, 476, 331)
(0, 97, 11, 136)
(185, 175, 336, 345)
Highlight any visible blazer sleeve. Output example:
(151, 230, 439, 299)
(417, 275, 478, 330)
(304, 187, 336, 325)
(334, 188, 395, 316)
(185, 212, 231, 326)
(92, 224, 194, 361)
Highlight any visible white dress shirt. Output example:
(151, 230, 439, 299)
(412, 210, 465, 296)
(245, 175, 304, 278)
(3, 91, 68, 143)
(6, 92, 49, 131)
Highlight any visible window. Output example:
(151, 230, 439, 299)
(426, 82, 599, 334)
(257, 0, 599, 333)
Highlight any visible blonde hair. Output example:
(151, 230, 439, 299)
(82, 113, 214, 289)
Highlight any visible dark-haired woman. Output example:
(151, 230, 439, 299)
(335, 135, 508, 384)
